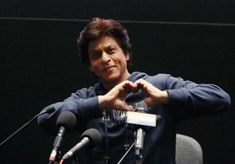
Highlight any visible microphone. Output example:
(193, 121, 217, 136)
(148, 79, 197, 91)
(119, 101, 161, 164)
(61, 128, 102, 161)
(133, 101, 148, 163)
(0, 106, 55, 147)
(49, 111, 77, 163)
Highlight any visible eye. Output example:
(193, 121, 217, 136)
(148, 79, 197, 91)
(89, 51, 101, 60)
(107, 47, 116, 54)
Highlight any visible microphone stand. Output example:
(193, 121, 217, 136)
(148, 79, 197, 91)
(0, 107, 54, 147)
(124, 101, 161, 164)
(117, 142, 135, 164)
(116, 127, 146, 164)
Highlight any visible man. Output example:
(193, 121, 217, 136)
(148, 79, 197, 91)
(38, 17, 231, 164)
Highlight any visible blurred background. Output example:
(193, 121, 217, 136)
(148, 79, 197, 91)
(0, 0, 234, 163)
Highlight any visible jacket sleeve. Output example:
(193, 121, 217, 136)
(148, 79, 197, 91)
(162, 74, 231, 120)
(37, 88, 102, 135)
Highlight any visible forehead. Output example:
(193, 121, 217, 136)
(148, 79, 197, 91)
(88, 36, 120, 53)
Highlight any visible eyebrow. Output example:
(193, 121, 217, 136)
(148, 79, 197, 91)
(90, 43, 116, 53)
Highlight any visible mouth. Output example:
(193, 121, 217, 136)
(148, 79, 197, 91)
(102, 66, 116, 71)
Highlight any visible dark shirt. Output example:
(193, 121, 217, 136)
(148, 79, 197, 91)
(38, 72, 230, 164)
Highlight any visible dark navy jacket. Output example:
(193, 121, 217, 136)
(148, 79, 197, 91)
(38, 72, 230, 164)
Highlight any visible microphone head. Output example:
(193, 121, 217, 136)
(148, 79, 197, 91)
(81, 128, 102, 147)
(134, 100, 148, 112)
(56, 111, 77, 130)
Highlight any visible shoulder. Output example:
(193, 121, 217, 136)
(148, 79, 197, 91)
(129, 71, 170, 81)
(146, 73, 171, 81)
(146, 73, 172, 89)
(70, 83, 102, 99)
(130, 71, 172, 89)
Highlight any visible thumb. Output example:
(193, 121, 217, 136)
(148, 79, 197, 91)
(144, 97, 153, 106)
(119, 101, 134, 111)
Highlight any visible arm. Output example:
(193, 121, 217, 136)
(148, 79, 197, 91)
(165, 75, 230, 117)
(37, 89, 101, 134)
(135, 74, 230, 119)
(38, 80, 137, 134)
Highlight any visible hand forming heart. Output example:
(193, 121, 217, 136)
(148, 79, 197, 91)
(98, 79, 169, 111)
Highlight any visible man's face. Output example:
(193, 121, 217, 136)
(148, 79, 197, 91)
(88, 36, 130, 85)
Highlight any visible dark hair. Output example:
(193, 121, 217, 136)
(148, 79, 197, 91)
(77, 17, 132, 65)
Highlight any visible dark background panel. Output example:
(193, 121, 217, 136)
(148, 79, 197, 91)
(0, 0, 234, 164)
(0, 0, 234, 23)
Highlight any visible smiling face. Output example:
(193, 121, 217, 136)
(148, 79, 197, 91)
(88, 36, 130, 89)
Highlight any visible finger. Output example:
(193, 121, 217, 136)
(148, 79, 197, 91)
(136, 79, 158, 94)
(144, 97, 153, 106)
(123, 81, 138, 93)
(135, 79, 148, 90)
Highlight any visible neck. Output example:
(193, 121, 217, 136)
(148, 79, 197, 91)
(102, 71, 130, 91)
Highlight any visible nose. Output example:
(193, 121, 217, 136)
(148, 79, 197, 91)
(101, 51, 111, 63)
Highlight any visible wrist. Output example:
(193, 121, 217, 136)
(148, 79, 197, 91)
(161, 91, 169, 103)
(98, 95, 108, 110)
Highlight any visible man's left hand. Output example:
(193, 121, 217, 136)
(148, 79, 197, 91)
(135, 79, 169, 106)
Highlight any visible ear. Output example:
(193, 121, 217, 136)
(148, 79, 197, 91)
(125, 52, 130, 61)
(89, 65, 94, 73)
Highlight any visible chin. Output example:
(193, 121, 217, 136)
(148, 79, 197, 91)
(103, 74, 120, 82)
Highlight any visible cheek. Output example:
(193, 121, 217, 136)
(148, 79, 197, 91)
(90, 63, 102, 75)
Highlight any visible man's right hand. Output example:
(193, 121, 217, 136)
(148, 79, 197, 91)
(98, 80, 137, 111)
